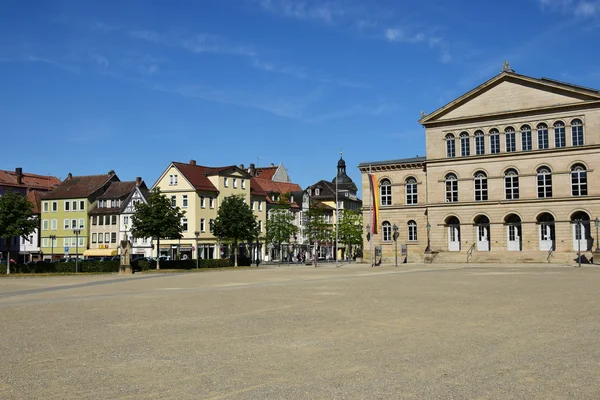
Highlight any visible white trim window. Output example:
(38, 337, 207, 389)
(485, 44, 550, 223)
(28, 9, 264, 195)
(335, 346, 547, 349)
(182, 218, 188, 232)
(251, 200, 255, 210)
(446, 134, 456, 158)
(460, 132, 470, 157)
(209, 219, 214, 232)
(258, 201, 263, 211)
(408, 220, 417, 242)
(380, 179, 392, 206)
(104, 233, 110, 243)
(571, 119, 584, 146)
(504, 169, 519, 200)
(72, 201, 77, 211)
(92, 233, 97, 243)
(521, 125, 532, 151)
(64, 219, 70, 229)
(241, 179, 246, 189)
(209, 197, 215, 208)
(382, 221, 392, 242)
(51, 219, 57, 230)
(490, 129, 500, 154)
(43, 202, 49, 213)
(554, 121, 566, 148)
(233, 178, 237, 188)
(445, 173, 458, 203)
(200, 218, 206, 233)
(41, 238, 48, 248)
(224, 178, 229, 187)
(571, 164, 587, 196)
(98, 234, 103, 244)
(474, 130, 485, 155)
(171, 195, 176, 207)
(474, 171, 488, 201)
(65, 201, 70, 211)
(200, 196, 205, 208)
(169, 174, 178, 186)
(405, 178, 417, 205)
(537, 123, 549, 149)
(42, 219, 49, 231)
(79, 219, 84, 229)
(52, 201, 58, 212)
(505, 127, 516, 152)
(182, 195, 188, 208)
(537, 166, 552, 198)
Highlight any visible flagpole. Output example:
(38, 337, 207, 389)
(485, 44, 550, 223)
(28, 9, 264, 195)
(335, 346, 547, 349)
(369, 164, 373, 267)
(335, 151, 340, 268)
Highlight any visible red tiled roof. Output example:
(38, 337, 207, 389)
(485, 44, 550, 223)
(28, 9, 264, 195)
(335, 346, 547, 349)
(43, 174, 117, 200)
(254, 167, 277, 180)
(97, 181, 138, 199)
(26, 190, 43, 214)
(251, 177, 302, 207)
(0, 169, 60, 191)
(172, 162, 220, 192)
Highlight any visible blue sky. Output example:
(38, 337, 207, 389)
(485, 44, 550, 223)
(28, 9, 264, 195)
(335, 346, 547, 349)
(2, 0, 600, 192)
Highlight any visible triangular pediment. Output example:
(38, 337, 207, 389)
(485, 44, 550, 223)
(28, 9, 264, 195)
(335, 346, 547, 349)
(420, 72, 600, 124)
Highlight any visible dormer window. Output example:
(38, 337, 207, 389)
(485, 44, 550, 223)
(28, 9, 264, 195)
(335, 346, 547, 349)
(315, 188, 320, 196)
(290, 195, 294, 203)
(308, 189, 312, 196)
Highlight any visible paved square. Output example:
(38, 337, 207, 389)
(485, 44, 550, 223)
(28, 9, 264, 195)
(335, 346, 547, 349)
(1, 264, 600, 399)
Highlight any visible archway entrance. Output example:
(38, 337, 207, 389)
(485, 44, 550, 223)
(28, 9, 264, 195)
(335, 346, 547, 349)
(537, 213, 555, 251)
(504, 214, 522, 251)
(570, 211, 592, 251)
(474, 215, 490, 251)
(445, 216, 461, 252)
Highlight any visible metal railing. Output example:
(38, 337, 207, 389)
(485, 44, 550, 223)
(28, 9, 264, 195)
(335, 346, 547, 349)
(547, 246, 554, 263)
(466, 243, 476, 263)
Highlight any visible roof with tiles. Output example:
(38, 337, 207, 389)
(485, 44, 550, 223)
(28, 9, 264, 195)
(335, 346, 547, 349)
(172, 162, 220, 192)
(26, 190, 43, 214)
(43, 173, 118, 200)
(0, 169, 60, 191)
(97, 181, 139, 200)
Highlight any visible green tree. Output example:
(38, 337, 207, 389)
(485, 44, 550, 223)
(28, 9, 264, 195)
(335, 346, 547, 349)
(130, 188, 185, 269)
(0, 190, 38, 274)
(266, 208, 298, 266)
(304, 202, 331, 267)
(337, 209, 363, 259)
(211, 195, 257, 267)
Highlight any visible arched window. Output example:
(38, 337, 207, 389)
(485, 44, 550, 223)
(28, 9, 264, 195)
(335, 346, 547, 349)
(504, 169, 519, 200)
(537, 123, 549, 149)
(571, 119, 584, 146)
(474, 130, 485, 155)
(445, 173, 458, 203)
(405, 177, 417, 205)
(571, 164, 588, 196)
(474, 171, 488, 201)
(460, 132, 470, 157)
(490, 129, 500, 154)
(521, 125, 532, 151)
(505, 127, 516, 152)
(407, 220, 417, 242)
(446, 134, 456, 158)
(554, 121, 566, 148)
(380, 179, 392, 206)
(382, 221, 392, 242)
(537, 166, 552, 198)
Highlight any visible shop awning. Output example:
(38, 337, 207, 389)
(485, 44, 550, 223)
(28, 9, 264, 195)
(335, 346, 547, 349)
(83, 249, 118, 257)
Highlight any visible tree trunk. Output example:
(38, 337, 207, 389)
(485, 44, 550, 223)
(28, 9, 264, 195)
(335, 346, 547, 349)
(156, 238, 160, 270)
(278, 242, 282, 267)
(6, 248, 10, 275)
(234, 241, 238, 267)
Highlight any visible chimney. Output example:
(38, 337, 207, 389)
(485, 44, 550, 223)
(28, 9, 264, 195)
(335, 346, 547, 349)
(136, 177, 142, 186)
(15, 167, 23, 185)
(190, 159, 196, 166)
(248, 163, 256, 177)
(108, 170, 115, 176)
(67, 173, 73, 180)
(240, 164, 244, 169)
(270, 163, 275, 167)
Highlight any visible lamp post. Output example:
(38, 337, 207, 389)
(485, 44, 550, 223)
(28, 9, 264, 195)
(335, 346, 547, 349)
(576, 219, 582, 268)
(73, 229, 81, 273)
(49, 235, 56, 262)
(194, 231, 200, 269)
(595, 217, 599, 252)
(392, 223, 399, 267)
(425, 222, 432, 254)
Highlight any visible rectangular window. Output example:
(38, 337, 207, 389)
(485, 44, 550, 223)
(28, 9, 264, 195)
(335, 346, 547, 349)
(475, 134, 485, 155)
(65, 201, 70, 211)
(460, 135, 470, 157)
(42, 220, 49, 230)
(79, 218, 84, 229)
(200, 196, 206, 208)
(210, 197, 215, 208)
(91, 216, 96, 226)
(505, 131, 516, 152)
(224, 178, 229, 187)
(200, 218, 205, 232)
(169, 174, 178, 186)
(98, 234, 103, 243)
(42, 238, 48, 248)
(182, 195, 188, 208)
(79, 201, 85, 211)
(259, 220, 263, 232)
(251, 200, 255, 210)
(521, 130, 532, 151)
(52, 201, 58, 212)
(258, 201, 263, 211)
(241, 180, 246, 189)
(71, 219, 77, 229)
(71, 238, 77, 247)
(98, 215, 104, 226)
(474, 175, 488, 201)
(111, 215, 117, 225)
(554, 124, 566, 148)
(105, 233, 110, 243)
(490, 133, 500, 154)
(171, 195, 176, 207)
(408, 223, 417, 242)
(209, 219, 214, 232)
(72, 201, 77, 211)
(111, 232, 117, 243)
(538, 126, 549, 149)
(572, 121, 584, 146)
(78, 237, 84, 247)
(63, 238, 69, 247)
(92, 233, 97, 243)
(43, 202, 49, 212)
(123, 216, 129, 226)
(182, 218, 188, 232)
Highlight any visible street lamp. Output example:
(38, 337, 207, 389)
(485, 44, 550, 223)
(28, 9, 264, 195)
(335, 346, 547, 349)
(49, 235, 56, 261)
(425, 222, 432, 254)
(194, 231, 200, 269)
(392, 223, 399, 267)
(73, 229, 81, 273)
(595, 217, 599, 252)
(293, 234, 297, 264)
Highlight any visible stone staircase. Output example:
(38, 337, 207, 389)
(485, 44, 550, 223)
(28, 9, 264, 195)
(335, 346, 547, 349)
(428, 250, 594, 265)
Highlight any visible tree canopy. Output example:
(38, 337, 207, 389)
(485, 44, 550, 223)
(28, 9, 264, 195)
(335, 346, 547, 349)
(266, 209, 298, 265)
(337, 209, 363, 258)
(304, 202, 331, 266)
(130, 187, 185, 269)
(211, 195, 257, 267)
(0, 190, 38, 274)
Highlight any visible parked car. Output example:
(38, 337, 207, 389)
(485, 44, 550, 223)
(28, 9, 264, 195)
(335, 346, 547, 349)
(0, 259, 16, 265)
(57, 257, 77, 262)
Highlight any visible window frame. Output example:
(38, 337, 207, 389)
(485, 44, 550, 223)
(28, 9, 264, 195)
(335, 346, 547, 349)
(571, 164, 588, 196)
(460, 132, 470, 157)
(490, 129, 500, 154)
(554, 121, 566, 148)
(182, 195, 188, 208)
(474, 130, 485, 155)
(504, 169, 520, 200)
(445, 173, 458, 203)
(408, 220, 417, 242)
(537, 123, 549, 149)
(505, 127, 516, 152)
(405, 178, 418, 205)
(379, 179, 392, 206)
(446, 134, 456, 158)
(537, 166, 553, 198)
(521, 125, 532, 151)
(571, 119, 584, 146)
(474, 171, 488, 201)
(382, 221, 392, 242)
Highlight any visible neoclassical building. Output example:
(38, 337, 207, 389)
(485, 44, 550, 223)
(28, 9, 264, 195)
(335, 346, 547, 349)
(359, 66, 600, 263)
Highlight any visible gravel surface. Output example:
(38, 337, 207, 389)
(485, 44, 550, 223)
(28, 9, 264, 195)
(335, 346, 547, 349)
(1, 264, 599, 399)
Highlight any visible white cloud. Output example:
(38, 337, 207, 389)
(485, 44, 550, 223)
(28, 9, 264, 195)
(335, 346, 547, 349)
(90, 54, 109, 70)
(384, 28, 425, 43)
(258, 0, 346, 24)
(574, 1, 600, 16)
(538, 0, 600, 17)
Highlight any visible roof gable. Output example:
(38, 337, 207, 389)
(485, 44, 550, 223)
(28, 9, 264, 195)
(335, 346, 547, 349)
(43, 174, 119, 200)
(420, 72, 600, 125)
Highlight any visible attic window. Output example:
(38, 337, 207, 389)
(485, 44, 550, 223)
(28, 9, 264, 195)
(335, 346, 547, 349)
(315, 189, 320, 196)
(290, 195, 294, 203)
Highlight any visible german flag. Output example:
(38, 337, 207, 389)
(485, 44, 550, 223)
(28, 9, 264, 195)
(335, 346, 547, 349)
(368, 173, 379, 234)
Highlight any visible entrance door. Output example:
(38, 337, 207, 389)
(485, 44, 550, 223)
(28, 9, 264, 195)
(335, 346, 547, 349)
(477, 225, 490, 251)
(507, 225, 521, 251)
(448, 225, 460, 251)
(572, 222, 590, 251)
(539, 224, 553, 251)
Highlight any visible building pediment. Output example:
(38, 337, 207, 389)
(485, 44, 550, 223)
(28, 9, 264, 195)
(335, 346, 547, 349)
(420, 72, 600, 125)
